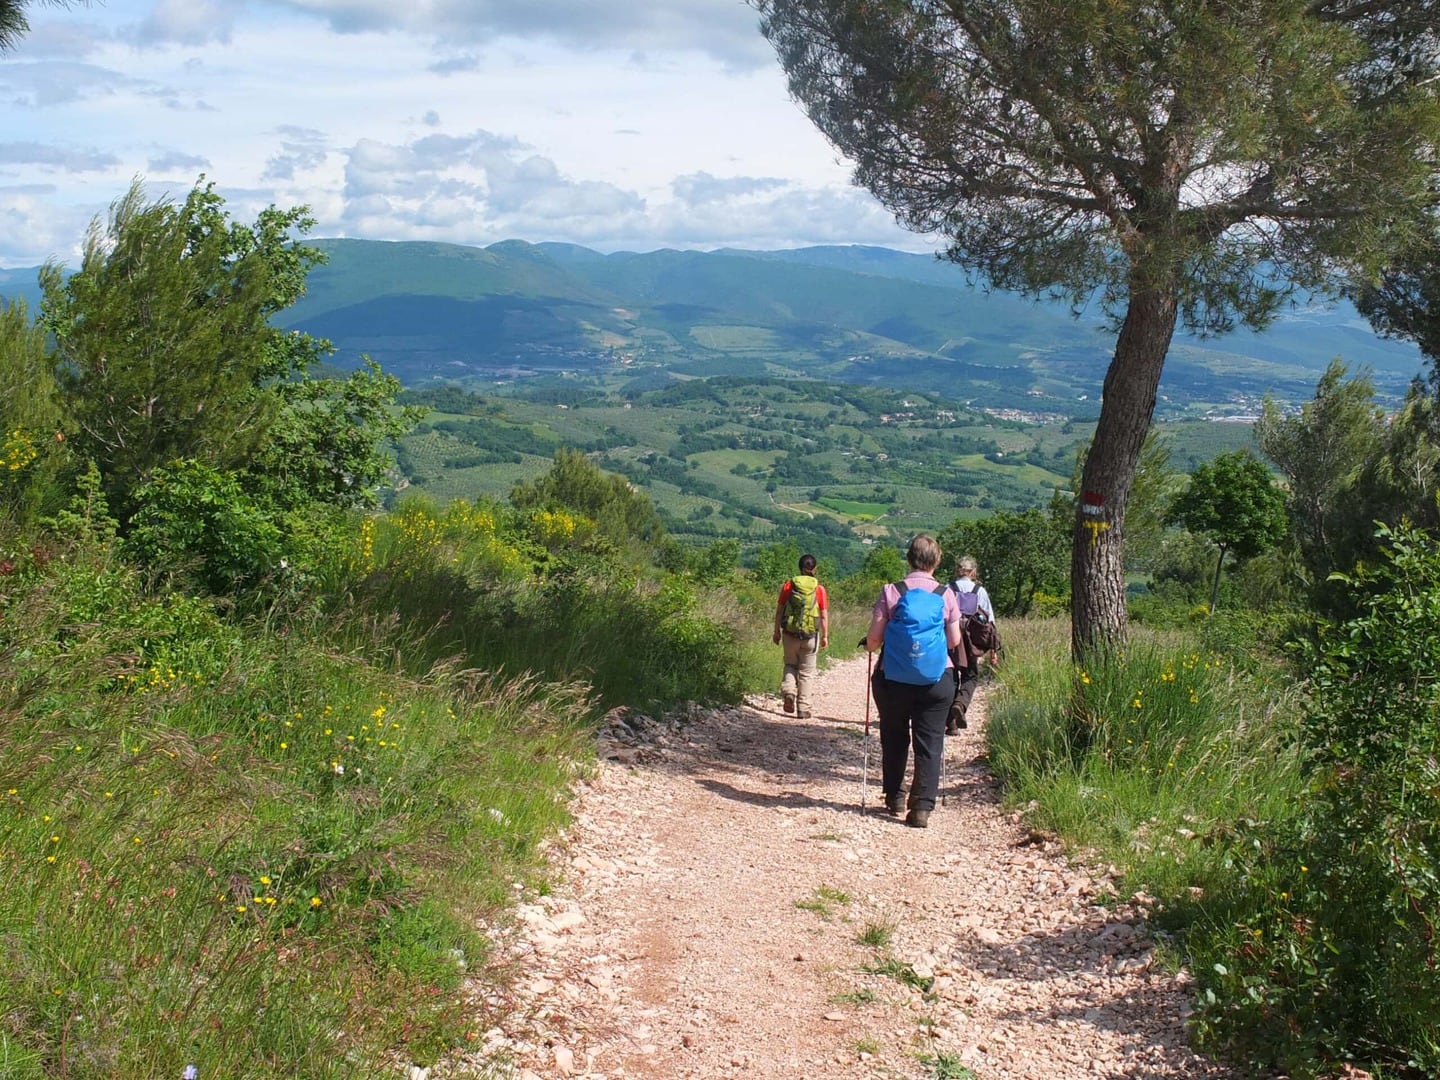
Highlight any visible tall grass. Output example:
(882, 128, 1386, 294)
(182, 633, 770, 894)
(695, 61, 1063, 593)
(986, 616, 1305, 908)
(0, 531, 588, 1078)
(334, 499, 752, 711)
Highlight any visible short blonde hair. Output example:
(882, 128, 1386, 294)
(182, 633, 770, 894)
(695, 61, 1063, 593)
(957, 555, 978, 576)
(906, 534, 942, 572)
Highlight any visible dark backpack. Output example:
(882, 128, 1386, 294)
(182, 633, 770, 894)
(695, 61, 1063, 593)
(782, 575, 820, 636)
(966, 608, 999, 653)
(881, 582, 949, 684)
(952, 582, 998, 654)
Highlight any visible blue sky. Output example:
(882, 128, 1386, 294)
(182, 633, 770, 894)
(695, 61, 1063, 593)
(0, 0, 938, 268)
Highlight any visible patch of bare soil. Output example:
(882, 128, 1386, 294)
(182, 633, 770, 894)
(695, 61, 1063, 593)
(456, 656, 1238, 1080)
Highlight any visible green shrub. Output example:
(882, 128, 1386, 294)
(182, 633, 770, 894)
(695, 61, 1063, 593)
(126, 459, 285, 594)
(1189, 523, 1440, 1078)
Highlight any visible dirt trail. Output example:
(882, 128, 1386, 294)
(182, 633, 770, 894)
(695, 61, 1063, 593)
(465, 656, 1237, 1080)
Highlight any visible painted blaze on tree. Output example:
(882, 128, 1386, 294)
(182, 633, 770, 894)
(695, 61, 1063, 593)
(752, 0, 1440, 657)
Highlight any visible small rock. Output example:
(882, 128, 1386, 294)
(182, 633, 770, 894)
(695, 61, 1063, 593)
(553, 1045, 576, 1074)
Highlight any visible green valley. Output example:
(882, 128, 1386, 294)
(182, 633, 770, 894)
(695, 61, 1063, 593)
(394, 376, 1259, 571)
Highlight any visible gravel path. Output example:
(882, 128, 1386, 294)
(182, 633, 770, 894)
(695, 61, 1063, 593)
(464, 656, 1238, 1080)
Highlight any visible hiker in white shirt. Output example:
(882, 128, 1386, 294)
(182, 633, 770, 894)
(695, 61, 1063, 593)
(947, 555, 997, 733)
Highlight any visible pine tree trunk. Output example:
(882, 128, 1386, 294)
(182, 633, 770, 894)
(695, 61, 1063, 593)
(1071, 282, 1179, 661)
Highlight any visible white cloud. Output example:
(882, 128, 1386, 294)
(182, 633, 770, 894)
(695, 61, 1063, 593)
(0, 60, 141, 108)
(337, 130, 646, 242)
(136, 0, 238, 46)
(263, 127, 329, 182)
(11, 18, 111, 59)
(0, 141, 119, 172)
(0, 190, 98, 267)
(0, 0, 925, 266)
(268, 0, 772, 68)
(672, 172, 788, 206)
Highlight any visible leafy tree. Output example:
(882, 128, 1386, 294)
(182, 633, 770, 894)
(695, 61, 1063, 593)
(254, 358, 426, 511)
(829, 541, 908, 606)
(1256, 361, 1384, 587)
(1167, 449, 1287, 613)
(692, 538, 742, 585)
(857, 543, 906, 584)
(510, 448, 665, 554)
(0, 299, 62, 515)
(1141, 530, 1221, 612)
(937, 508, 1068, 616)
(126, 460, 285, 595)
(754, 538, 804, 589)
(1356, 386, 1440, 536)
(1353, 233, 1440, 383)
(753, 0, 1440, 657)
(40, 180, 328, 512)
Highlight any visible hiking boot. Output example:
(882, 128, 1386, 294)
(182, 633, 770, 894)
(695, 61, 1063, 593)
(884, 793, 904, 817)
(946, 705, 967, 735)
(905, 809, 931, 829)
(797, 708, 812, 719)
(782, 694, 795, 714)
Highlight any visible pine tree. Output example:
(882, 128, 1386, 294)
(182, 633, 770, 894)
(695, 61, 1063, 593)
(753, 0, 1440, 655)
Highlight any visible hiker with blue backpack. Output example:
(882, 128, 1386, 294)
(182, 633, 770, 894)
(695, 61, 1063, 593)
(947, 555, 1000, 734)
(862, 534, 964, 828)
(773, 553, 829, 719)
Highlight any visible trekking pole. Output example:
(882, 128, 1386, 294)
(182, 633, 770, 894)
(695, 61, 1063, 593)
(861, 647, 873, 814)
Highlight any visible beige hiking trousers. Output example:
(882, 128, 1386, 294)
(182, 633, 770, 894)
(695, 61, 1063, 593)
(780, 631, 819, 715)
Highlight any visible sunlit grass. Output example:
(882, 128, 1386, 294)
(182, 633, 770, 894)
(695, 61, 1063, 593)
(855, 918, 897, 949)
(0, 534, 590, 1078)
(986, 617, 1306, 930)
(795, 883, 853, 920)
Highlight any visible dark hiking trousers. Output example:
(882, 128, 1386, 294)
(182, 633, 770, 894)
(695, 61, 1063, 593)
(951, 647, 980, 726)
(872, 667, 955, 812)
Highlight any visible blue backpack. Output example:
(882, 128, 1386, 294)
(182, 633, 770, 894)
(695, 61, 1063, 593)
(881, 582, 949, 684)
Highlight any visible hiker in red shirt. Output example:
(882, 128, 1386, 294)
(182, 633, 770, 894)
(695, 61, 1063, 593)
(773, 554, 829, 719)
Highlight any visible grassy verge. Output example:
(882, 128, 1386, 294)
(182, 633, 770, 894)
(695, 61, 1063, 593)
(986, 617, 1305, 905)
(988, 595, 1440, 1079)
(0, 533, 589, 1078)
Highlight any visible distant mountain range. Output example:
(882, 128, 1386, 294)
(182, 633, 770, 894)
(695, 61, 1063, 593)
(5, 239, 1425, 415)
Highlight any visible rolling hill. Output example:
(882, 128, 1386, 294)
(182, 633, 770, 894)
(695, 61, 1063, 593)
(285, 239, 1425, 414)
(5, 238, 1425, 414)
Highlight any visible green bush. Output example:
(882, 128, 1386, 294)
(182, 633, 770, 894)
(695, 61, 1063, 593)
(1189, 523, 1440, 1078)
(340, 497, 749, 712)
(126, 460, 286, 594)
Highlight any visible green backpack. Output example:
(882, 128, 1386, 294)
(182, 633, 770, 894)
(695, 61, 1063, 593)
(783, 575, 821, 636)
